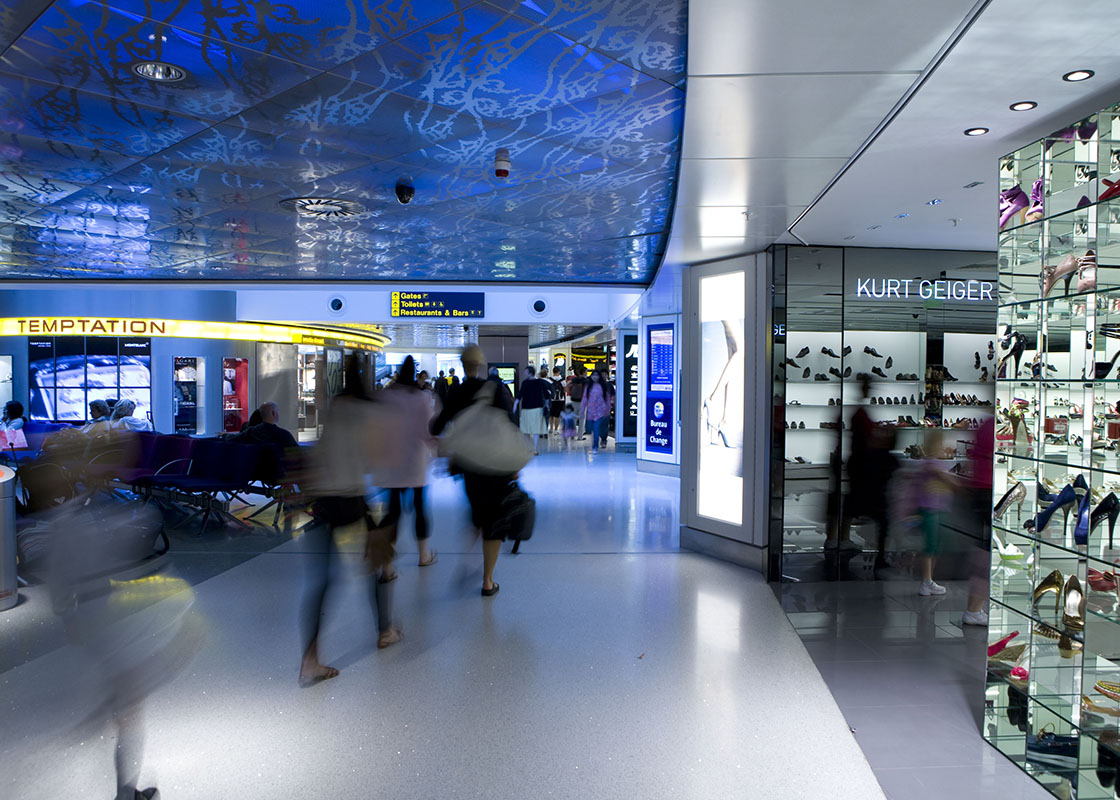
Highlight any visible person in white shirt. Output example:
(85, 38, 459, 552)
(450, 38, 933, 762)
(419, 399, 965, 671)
(109, 400, 152, 432)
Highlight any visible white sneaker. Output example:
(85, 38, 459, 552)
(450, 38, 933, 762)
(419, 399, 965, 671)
(961, 610, 989, 626)
(919, 580, 947, 596)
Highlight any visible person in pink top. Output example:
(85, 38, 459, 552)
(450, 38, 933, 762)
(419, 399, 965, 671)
(378, 356, 439, 567)
(584, 370, 613, 453)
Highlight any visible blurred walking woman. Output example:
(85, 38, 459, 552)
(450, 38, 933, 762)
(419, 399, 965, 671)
(299, 360, 400, 687)
(379, 356, 438, 567)
(585, 371, 612, 453)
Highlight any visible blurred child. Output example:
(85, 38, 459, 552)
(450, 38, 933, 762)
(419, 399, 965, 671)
(560, 403, 578, 451)
(913, 429, 956, 596)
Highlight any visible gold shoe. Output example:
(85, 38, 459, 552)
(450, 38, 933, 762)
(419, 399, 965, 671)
(1083, 694, 1120, 717)
(1033, 569, 1063, 611)
(1062, 575, 1085, 631)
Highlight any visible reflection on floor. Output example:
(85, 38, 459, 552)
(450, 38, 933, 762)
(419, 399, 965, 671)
(2, 450, 884, 799)
(777, 580, 1051, 800)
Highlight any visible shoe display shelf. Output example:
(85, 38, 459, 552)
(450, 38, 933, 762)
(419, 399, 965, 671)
(987, 102, 1120, 800)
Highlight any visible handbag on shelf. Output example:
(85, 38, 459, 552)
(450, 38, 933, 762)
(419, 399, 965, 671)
(440, 382, 534, 476)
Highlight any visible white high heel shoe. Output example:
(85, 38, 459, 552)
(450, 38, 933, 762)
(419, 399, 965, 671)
(994, 533, 1025, 562)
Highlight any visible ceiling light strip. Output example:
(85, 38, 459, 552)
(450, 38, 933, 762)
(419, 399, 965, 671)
(786, 0, 995, 244)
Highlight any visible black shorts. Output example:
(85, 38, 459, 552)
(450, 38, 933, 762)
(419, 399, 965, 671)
(550, 400, 564, 418)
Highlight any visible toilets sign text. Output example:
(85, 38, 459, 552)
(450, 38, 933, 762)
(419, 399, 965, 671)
(855, 278, 994, 302)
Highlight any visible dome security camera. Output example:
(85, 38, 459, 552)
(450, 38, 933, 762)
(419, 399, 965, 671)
(395, 178, 415, 205)
(328, 296, 345, 315)
(529, 297, 548, 317)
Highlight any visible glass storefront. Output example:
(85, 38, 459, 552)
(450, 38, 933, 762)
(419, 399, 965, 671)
(770, 245, 997, 581)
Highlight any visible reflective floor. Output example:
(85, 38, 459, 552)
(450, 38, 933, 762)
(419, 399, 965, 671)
(778, 579, 1052, 800)
(2, 450, 884, 799)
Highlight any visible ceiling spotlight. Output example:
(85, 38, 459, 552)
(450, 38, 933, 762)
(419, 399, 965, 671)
(278, 197, 365, 218)
(1063, 69, 1095, 82)
(1010, 101, 1038, 112)
(843, 235, 855, 241)
(131, 60, 187, 82)
(925, 198, 943, 206)
(964, 127, 989, 136)
(894, 213, 910, 219)
(963, 181, 984, 189)
(866, 225, 881, 231)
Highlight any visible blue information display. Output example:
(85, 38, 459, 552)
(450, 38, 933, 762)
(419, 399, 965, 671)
(391, 291, 485, 318)
(646, 323, 674, 454)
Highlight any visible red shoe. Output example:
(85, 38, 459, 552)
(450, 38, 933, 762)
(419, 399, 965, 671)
(1089, 568, 1118, 592)
(1101, 178, 1120, 203)
(988, 630, 1020, 657)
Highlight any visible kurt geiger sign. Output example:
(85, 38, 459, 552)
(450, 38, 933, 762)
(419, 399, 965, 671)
(854, 278, 995, 302)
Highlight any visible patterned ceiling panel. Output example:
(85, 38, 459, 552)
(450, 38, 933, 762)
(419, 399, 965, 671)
(0, 0, 686, 282)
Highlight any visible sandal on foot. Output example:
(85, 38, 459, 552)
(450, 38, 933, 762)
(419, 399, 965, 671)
(379, 570, 398, 584)
(298, 665, 339, 688)
(482, 582, 500, 597)
(418, 550, 438, 567)
(377, 626, 403, 649)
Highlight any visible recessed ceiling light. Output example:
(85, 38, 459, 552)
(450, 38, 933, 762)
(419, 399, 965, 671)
(1009, 101, 1038, 112)
(843, 235, 855, 241)
(963, 181, 984, 189)
(894, 213, 910, 219)
(964, 127, 989, 136)
(279, 197, 365, 218)
(866, 225, 881, 231)
(1063, 69, 1094, 82)
(925, 198, 943, 206)
(131, 61, 187, 82)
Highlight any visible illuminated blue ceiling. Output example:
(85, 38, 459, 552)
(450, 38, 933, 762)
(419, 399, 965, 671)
(0, 0, 685, 282)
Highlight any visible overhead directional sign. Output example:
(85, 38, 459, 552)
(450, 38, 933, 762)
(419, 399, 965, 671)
(390, 291, 485, 318)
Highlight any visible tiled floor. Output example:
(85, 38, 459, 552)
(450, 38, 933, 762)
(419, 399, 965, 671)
(776, 579, 1053, 800)
(2, 450, 884, 799)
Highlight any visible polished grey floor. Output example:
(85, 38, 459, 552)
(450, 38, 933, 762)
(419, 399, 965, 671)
(777, 579, 1052, 800)
(2, 449, 884, 799)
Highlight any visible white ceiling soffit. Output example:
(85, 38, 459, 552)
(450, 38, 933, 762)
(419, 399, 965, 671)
(793, 0, 1120, 250)
(663, 0, 983, 266)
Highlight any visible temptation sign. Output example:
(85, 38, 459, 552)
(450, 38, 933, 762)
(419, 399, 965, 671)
(855, 278, 995, 302)
(15, 317, 166, 335)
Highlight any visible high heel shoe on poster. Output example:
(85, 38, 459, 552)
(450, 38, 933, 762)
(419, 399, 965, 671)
(994, 481, 1026, 520)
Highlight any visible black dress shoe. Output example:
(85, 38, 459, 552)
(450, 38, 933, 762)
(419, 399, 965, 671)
(943, 368, 959, 381)
(864, 346, 884, 358)
(910, 394, 916, 404)
(885, 396, 892, 405)
(872, 366, 888, 378)
(784, 358, 800, 368)
(842, 345, 852, 356)
(796, 346, 810, 358)
(814, 373, 830, 381)
(821, 347, 841, 359)
(987, 342, 995, 361)
(802, 367, 811, 379)
(798, 421, 805, 429)
(974, 352, 981, 369)
(884, 356, 893, 369)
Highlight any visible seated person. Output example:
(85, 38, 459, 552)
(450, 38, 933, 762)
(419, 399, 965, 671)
(81, 399, 112, 436)
(109, 399, 152, 432)
(236, 402, 298, 449)
(1, 400, 25, 431)
(240, 408, 264, 432)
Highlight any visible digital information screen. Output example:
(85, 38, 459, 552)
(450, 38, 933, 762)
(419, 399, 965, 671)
(28, 336, 151, 423)
(391, 291, 485, 318)
(645, 323, 674, 455)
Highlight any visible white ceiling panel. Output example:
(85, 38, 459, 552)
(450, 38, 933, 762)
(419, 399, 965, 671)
(673, 157, 849, 209)
(682, 74, 919, 160)
(688, 0, 978, 76)
(792, 0, 1120, 249)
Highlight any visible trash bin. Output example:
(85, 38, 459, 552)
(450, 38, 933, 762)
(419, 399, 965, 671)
(0, 464, 17, 611)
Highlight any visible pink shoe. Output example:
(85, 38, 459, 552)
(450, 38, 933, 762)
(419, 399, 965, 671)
(1000, 185, 1029, 230)
(1078, 264, 1096, 292)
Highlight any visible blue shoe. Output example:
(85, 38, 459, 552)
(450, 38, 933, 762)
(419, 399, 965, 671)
(1074, 491, 1093, 545)
(1026, 484, 1078, 533)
